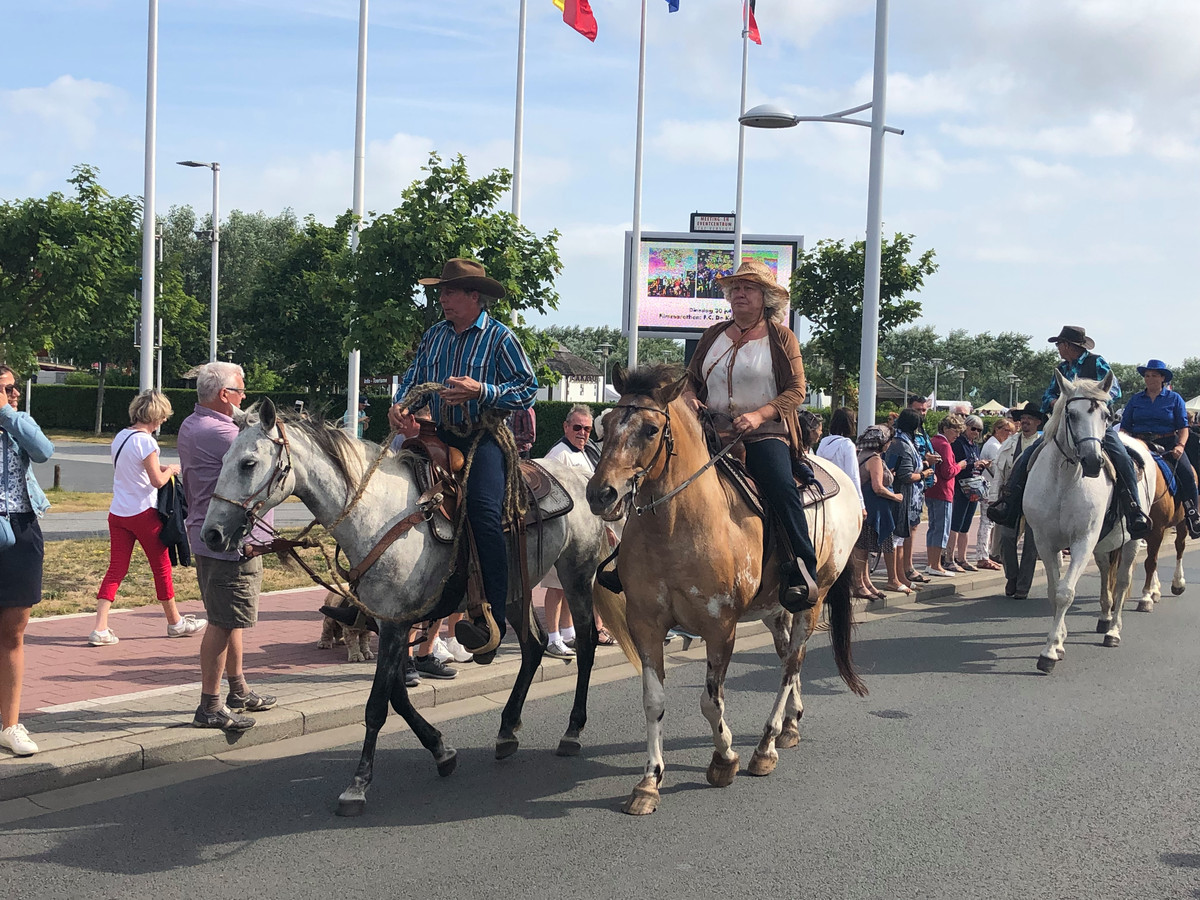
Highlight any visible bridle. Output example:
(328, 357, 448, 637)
(611, 400, 743, 516)
(212, 418, 295, 522)
(1053, 395, 1107, 466)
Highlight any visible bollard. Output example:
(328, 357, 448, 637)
(54, 465, 61, 490)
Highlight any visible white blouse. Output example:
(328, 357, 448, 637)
(701, 331, 786, 437)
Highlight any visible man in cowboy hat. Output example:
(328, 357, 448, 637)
(991, 402, 1047, 598)
(1119, 358, 1200, 538)
(387, 258, 538, 664)
(988, 325, 1150, 539)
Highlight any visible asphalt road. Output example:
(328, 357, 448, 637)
(34, 441, 175, 493)
(3, 566, 1199, 900)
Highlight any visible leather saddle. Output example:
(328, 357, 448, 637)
(400, 421, 573, 544)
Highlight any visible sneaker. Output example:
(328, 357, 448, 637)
(192, 705, 255, 732)
(545, 638, 576, 659)
(413, 653, 457, 680)
(431, 637, 454, 664)
(405, 665, 421, 688)
(88, 629, 119, 646)
(225, 689, 277, 713)
(167, 614, 208, 638)
(0, 723, 38, 756)
(923, 566, 955, 577)
(441, 636, 474, 663)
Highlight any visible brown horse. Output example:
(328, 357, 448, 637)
(586, 365, 866, 816)
(1134, 454, 1188, 612)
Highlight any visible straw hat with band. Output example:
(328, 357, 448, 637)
(419, 258, 506, 300)
(1136, 358, 1174, 383)
(714, 259, 790, 321)
(1047, 325, 1094, 351)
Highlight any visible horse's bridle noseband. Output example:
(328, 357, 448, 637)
(1054, 396, 1107, 465)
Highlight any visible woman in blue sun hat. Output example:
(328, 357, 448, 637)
(1119, 358, 1200, 538)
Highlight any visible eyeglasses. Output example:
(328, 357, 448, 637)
(2, 384, 19, 395)
(570, 424, 592, 433)
(967, 426, 981, 432)
(223, 386, 246, 395)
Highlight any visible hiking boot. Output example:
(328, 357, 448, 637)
(413, 654, 457, 680)
(192, 705, 256, 732)
(87, 629, 119, 646)
(225, 690, 277, 713)
(454, 605, 502, 655)
(0, 723, 38, 756)
(167, 614, 207, 638)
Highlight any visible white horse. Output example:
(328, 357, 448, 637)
(1023, 372, 1155, 673)
(201, 399, 630, 816)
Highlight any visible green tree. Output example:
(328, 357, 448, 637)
(791, 233, 937, 404)
(348, 153, 563, 382)
(0, 166, 139, 371)
(540, 325, 682, 381)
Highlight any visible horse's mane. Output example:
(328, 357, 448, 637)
(619, 363, 687, 400)
(244, 402, 368, 493)
(1042, 376, 1111, 443)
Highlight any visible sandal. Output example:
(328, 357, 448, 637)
(955, 558, 978, 572)
(596, 628, 617, 646)
(883, 582, 914, 595)
(907, 571, 929, 583)
(977, 558, 1003, 571)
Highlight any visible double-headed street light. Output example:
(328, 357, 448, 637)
(737, 0, 900, 435)
(956, 367, 968, 401)
(177, 160, 220, 362)
(901, 360, 912, 407)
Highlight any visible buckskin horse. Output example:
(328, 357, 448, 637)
(1022, 372, 1156, 672)
(200, 399, 632, 816)
(585, 365, 867, 816)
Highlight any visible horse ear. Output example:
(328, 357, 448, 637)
(660, 372, 689, 404)
(260, 397, 277, 432)
(1099, 369, 1114, 394)
(1054, 369, 1071, 395)
(612, 364, 628, 396)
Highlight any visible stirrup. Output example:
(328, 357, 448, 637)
(779, 559, 818, 614)
(455, 603, 502, 655)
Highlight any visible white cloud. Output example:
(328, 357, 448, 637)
(0, 75, 124, 148)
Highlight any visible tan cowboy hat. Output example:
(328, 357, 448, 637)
(419, 258, 506, 299)
(1047, 325, 1094, 350)
(713, 259, 790, 306)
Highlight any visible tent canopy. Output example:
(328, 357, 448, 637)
(976, 399, 1008, 413)
(1187, 395, 1200, 413)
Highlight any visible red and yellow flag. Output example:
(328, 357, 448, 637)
(553, 0, 598, 42)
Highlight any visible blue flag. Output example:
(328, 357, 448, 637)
(666, 0, 679, 10)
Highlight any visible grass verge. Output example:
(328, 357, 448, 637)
(42, 489, 114, 512)
(36, 527, 336, 618)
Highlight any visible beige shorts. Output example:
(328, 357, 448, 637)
(195, 554, 264, 629)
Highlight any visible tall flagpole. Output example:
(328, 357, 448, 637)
(627, 0, 649, 370)
(512, 0, 528, 218)
(732, 0, 750, 269)
(140, 0, 158, 392)
(346, 0, 368, 433)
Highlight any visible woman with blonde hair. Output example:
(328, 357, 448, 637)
(89, 391, 206, 646)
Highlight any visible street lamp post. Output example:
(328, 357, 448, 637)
(594, 342, 613, 403)
(1014, 378, 1022, 406)
(956, 367, 967, 402)
(1007, 374, 1016, 408)
(901, 360, 912, 407)
(176, 160, 220, 362)
(930, 357, 943, 408)
(738, 0, 900, 436)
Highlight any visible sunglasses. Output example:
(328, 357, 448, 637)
(3, 384, 19, 395)
(967, 426, 981, 432)
(570, 424, 592, 433)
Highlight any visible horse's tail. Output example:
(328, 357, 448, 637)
(826, 563, 868, 697)
(592, 581, 641, 674)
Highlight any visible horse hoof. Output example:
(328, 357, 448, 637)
(495, 737, 520, 760)
(436, 749, 457, 777)
(555, 736, 582, 757)
(1096, 619, 1112, 634)
(777, 721, 801, 749)
(747, 750, 778, 777)
(1136, 601, 1153, 613)
(1103, 635, 1120, 648)
(1036, 656, 1056, 674)
(336, 787, 367, 817)
(705, 751, 740, 787)
(1172, 585, 1185, 596)
(622, 777, 661, 816)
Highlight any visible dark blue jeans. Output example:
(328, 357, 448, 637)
(439, 428, 508, 634)
(743, 438, 818, 579)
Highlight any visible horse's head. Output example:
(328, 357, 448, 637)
(1052, 369, 1113, 478)
(587, 363, 688, 521)
(202, 397, 297, 552)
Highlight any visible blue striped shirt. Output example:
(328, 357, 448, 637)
(393, 310, 538, 428)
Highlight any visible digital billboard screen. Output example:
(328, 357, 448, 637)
(623, 231, 802, 340)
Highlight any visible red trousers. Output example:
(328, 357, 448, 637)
(97, 509, 175, 603)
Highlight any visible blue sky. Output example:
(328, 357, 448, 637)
(3, 1, 1199, 369)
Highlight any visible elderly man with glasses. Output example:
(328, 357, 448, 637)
(177, 361, 277, 732)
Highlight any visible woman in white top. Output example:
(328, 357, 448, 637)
(89, 391, 206, 646)
(815, 407, 865, 512)
(973, 417, 1014, 570)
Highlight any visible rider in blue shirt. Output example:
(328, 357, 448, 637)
(987, 325, 1151, 538)
(1119, 359, 1200, 538)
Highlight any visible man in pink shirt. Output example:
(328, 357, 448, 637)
(177, 361, 276, 732)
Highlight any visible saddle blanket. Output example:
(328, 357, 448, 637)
(1154, 455, 1177, 496)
